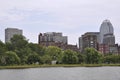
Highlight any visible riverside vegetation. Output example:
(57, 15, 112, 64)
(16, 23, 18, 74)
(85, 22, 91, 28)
(0, 35, 120, 68)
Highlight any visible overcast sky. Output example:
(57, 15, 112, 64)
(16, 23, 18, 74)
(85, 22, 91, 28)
(0, 0, 120, 45)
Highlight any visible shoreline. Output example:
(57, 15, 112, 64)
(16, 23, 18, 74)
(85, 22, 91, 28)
(0, 64, 120, 69)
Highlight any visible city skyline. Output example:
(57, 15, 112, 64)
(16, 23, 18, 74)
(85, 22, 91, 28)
(0, 0, 120, 45)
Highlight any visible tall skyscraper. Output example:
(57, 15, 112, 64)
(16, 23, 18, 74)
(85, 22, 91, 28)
(78, 19, 118, 54)
(5, 28, 23, 42)
(99, 19, 115, 45)
(99, 20, 117, 54)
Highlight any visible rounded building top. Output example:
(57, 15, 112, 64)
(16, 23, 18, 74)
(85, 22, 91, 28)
(99, 19, 114, 43)
(100, 19, 114, 34)
(103, 19, 111, 23)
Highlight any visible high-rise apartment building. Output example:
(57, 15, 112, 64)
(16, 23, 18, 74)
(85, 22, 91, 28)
(79, 32, 99, 51)
(5, 28, 23, 42)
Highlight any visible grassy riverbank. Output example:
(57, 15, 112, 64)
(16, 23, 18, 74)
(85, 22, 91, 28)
(0, 64, 120, 69)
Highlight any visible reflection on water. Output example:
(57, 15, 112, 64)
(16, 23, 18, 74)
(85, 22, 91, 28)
(0, 67, 120, 80)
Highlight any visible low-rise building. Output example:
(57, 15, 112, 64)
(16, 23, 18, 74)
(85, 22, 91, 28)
(99, 44, 119, 54)
(38, 32, 80, 52)
(38, 32, 67, 47)
(99, 44, 109, 54)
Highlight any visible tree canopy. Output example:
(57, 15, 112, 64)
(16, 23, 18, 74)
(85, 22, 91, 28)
(62, 49, 78, 64)
(0, 34, 120, 65)
(84, 48, 103, 64)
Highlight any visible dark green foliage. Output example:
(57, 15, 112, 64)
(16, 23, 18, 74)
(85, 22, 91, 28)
(15, 48, 33, 64)
(84, 48, 102, 64)
(62, 49, 78, 64)
(0, 51, 20, 65)
(41, 55, 52, 64)
(0, 41, 6, 54)
(45, 46, 62, 61)
(10, 34, 28, 50)
(0, 34, 120, 65)
(77, 53, 85, 64)
(104, 54, 120, 64)
(5, 42, 14, 51)
(28, 43, 45, 56)
(27, 54, 42, 64)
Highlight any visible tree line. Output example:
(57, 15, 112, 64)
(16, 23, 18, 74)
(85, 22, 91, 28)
(0, 35, 120, 66)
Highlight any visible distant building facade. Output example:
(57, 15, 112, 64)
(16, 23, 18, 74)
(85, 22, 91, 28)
(99, 44, 109, 54)
(5, 28, 23, 42)
(79, 37, 83, 51)
(38, 32, 80, 52)
(79, 19, 119, 54)
(38, 32, 67, 46)
(79, 32, 99, 52)
(103, 33, 115, 45)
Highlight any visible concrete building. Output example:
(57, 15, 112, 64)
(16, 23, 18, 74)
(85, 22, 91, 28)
(38, 32, 67, 46)
(5, 28, 23, 42)
(103, 33, 115, 45)
(109, 44, 119, 54)
(79, 32, 99, 51)
(118, 46, 120, 54)
(79, 37, 83, 51)
(38, 32, 80, 52)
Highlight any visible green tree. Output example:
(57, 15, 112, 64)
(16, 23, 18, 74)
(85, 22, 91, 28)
(57, 51, 64, 64)
(28, 43, 46, 56)
(45, 46, 62, 61)
(0, 51, 20, 65)
(15, 47, 33, 64)
(104, 54, 120, 64)
(0, 40, 6, 54)
(41, 55, 52, 64)
(27, 53, 42, 64)
(5, 42, 14, 51)
(77, 53, 85, 64)
(62, 49, 78, 64)
(84, 48, 102, 64)
(0, 41, 6, 65)
(10, 34, 28, 50)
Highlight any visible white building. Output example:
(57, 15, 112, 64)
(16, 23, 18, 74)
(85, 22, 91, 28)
(5, 28, 23, 42)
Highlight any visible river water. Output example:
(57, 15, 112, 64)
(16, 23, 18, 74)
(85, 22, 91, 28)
(0, 67, 120, 80)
